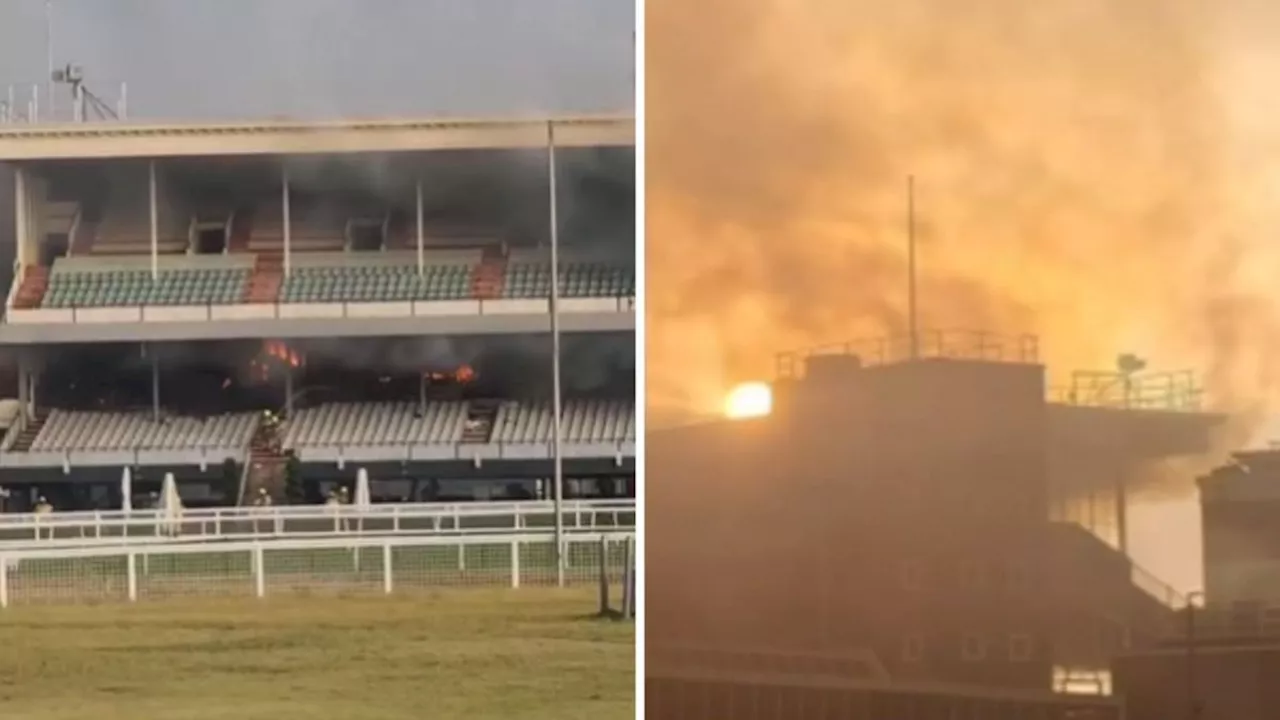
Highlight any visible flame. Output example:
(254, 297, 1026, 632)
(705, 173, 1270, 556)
(423, 365, 477, 384)
(260, 340, 303, 370)
(456, 364, 476, 383)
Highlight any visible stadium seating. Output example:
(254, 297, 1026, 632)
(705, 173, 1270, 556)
(502, 249, 634, 299)
(278, 251, 476, 304)
(29, 410, 257, 452)
(284, 401, 469, 447)
(283, 399, 634, 449)
(492, 399, 635, 444)
(39, 257, 252, 308)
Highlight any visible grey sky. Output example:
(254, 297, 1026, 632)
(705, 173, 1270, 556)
(0, 0, 634, 121)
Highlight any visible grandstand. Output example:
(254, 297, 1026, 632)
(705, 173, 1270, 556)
(648, 330, 1219, 714)
(0, 116, 636, 512)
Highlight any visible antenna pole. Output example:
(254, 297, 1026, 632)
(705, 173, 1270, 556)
(547, 121, 566, 588)
(45, 1, 54, 119)
(907, 175, 919, 359)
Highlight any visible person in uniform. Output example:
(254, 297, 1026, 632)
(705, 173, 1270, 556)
(253, 488, 272, 507)
(33, 496, 53, 540)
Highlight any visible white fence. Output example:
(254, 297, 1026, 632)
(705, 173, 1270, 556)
(0, 531, 636, 608)
(0, 499, 636, 547)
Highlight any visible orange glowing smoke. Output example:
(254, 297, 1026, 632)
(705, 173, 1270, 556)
(646, 0, 1280, 445)
(423, 364, 477, 384)
(263, 340, 303, 369)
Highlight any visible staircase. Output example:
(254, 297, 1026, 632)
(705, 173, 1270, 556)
(470, 245, 507, 300)
(227, 212, 253, 253)
(461, 400, 499, 443)
(240, 420, 287, 505)
(10, 411, 48, 452)
(1048, 521, 1182, 658)
(12, 266, 49, 309)
(73, 220, 98, 255)
(244, 253, 284, 304)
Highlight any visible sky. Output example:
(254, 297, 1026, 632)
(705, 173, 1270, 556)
(0, 0, 633, 121)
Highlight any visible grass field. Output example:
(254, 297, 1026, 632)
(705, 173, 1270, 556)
(0, 588, 634, 720)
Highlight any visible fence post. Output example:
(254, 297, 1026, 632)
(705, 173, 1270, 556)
(622, 536, 635, 620)
(382, 542, 393, 595)
(126, 552, 138, 602)
(457, 544, 466, 572)
(253, 544, 265, 598)
(0, 556, 8, 609)
(597, 535, 610, 615)
(511, 539, 520, 589)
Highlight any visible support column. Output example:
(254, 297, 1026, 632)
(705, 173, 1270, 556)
(418, 373, 427, 418)
(16, 356, 29, 427)
(282, 166, 292, 278)
(13, 166, 27, 269)
(148, 160, 159, 280)
(415, 178, 424, 277)
(1115, 475, 1128, 556)
(546, 122, 565, 588)
(146, 344, 160, 422)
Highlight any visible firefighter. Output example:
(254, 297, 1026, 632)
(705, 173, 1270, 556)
(325, 490, 343, 532)
(32, 495, 53, 540)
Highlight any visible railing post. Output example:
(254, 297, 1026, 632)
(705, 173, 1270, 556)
(622, 536, 636, 620)
(253, 544, 265, 598)
(597, 535, 609, 615)
(383, 542, 393, 595)
(0, 556, 8, 609)
(511, 539, 520, 589)
(126, 552, 138, 602)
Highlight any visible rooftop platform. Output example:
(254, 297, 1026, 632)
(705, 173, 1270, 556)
(0, 115, 634, 161)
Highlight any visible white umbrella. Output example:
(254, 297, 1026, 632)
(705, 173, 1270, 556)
(158, 472, 184, 535)
(120, 466, 132, 512)
(354, 468, 372, 510)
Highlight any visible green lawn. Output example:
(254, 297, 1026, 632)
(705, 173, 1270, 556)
(0, 588, 634, 720)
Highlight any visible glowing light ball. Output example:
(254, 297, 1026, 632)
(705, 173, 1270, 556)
(723, 382, 773, 419)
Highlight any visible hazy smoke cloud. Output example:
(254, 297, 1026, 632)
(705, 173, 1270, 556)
(646, 0, 1280, 452)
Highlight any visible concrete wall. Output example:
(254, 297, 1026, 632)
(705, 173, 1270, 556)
(647, 358, 1054, 690)
(1114, 645, 1280, 720)
(1203, 498, 1280, 602)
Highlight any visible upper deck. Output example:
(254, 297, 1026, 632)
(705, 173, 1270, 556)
(0, 115, 634, 162)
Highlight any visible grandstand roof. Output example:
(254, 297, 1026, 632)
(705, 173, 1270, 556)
(0, 115, 633, 162)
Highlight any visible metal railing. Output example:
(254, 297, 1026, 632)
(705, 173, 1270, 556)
(0, 530, 635, 608)
(1047, 369, 1203, 412)
(0, 438, 637, 469)
(4, 295, 636, 325)
(775, 330, 1040, 379)
(0, 499, 636, 547)
(1167, 600, 1280, 641)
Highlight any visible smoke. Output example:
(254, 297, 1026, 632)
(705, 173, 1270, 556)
(646, 0, 1280, 444)
(299, 334, 634, 396)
